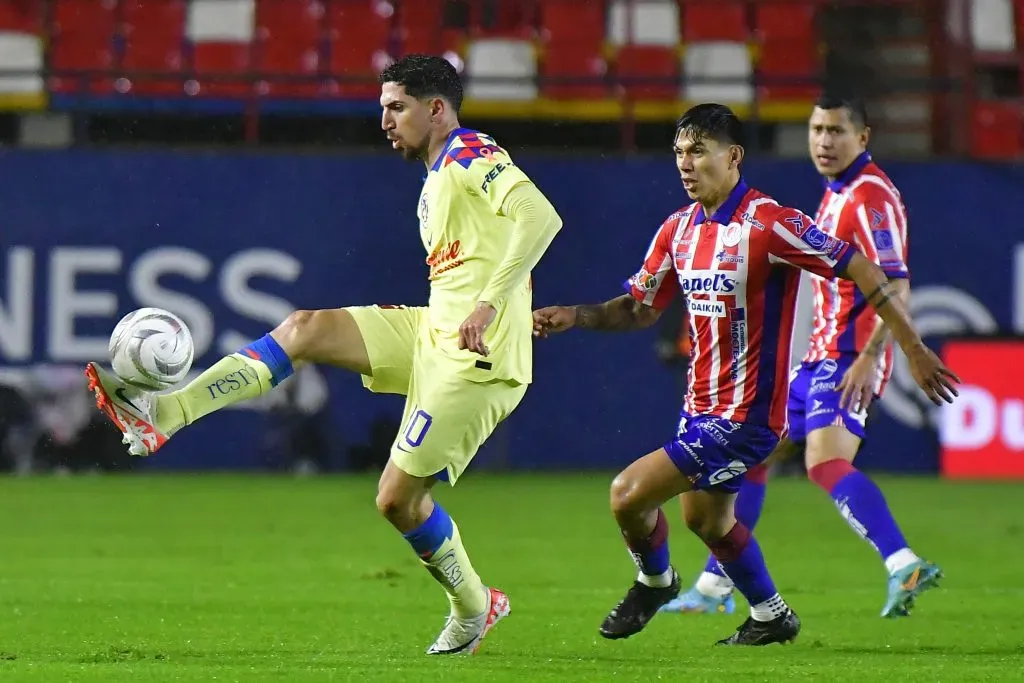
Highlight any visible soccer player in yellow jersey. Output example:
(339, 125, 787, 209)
(84, 55, 563, 655)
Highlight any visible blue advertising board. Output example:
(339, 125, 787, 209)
(1, 148, 1020, 473)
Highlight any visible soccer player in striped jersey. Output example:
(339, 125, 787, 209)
(532, 103, 958, 646)
(664, 94, 942, 620)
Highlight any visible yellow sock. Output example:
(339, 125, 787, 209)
(421, 520, 488, 617)
(154, 354, 274, 435)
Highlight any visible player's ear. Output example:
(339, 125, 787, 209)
(729, 144, 744, 169)
(859, 125, 871, 149)
(429, 97, 446, 122)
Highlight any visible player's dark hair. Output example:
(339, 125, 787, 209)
(379, 55, 464, 112)
(815, 92, 869, 129)
(674, 103, 744, 147)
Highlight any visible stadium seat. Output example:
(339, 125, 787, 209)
(608, 0, 680, 46)
(970, 100, 1023, 158)
(538, 0, 606, 99)
(120, 0, 187, 96)
(0, 31, 43, 96)
(756, 39, 820, 101)
(325, 0, 393, 97)
(396, 0, 463, 56)
(0, 0, 40, 32)
(464, 38, 537, 100)
(190, 42, 253, 98)
(187, 0, 256, 43)
(614, 45, 679, 99)
(254, 0, 324, 97)
(681, 2, 748, 42)
(469, 0, 537, 38)
(753, 2, 816, 41)
(48, 0, 118, 94)
(683, 41, 753, 104)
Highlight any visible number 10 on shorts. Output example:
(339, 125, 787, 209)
(402, 406, 433, 449)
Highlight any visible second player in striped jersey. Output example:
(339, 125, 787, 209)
(533, 103, 958, 646)
(664, 94, 943, 620)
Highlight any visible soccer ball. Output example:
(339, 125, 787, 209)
(109, 307, 195, 390)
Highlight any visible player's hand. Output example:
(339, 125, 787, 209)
(532, 306, 575, 338)
(459, 302, 496, 356)
(838, 353, 878, 413)
(906, 342, 961, 406)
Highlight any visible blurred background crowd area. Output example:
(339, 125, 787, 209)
(0, 0, 1018, 156)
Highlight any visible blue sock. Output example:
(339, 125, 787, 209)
(708, 523, 776, 605)
(624, 509, 671, 578)
(704, 464, 768, 578)
(809, 459, 908, 560)
(403, 503, 454, 560)
(239, 333, 294, 387)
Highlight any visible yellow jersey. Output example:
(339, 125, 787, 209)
(417, 128, 535, 385)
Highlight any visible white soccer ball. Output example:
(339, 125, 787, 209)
(109, 307, 195, 390)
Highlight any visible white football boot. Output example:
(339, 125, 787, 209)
(426, 587, 510, 655)
(84, 362, 168, 456)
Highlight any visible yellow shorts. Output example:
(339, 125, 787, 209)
(347, 305, 527, 484)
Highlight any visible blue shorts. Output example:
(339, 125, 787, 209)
(786, 358, 870, 443)
(664, 413, 780, 494)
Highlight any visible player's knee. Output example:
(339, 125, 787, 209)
(375, 486, 415, 526)
(272, 309, 320, 361)
(681, 501, 734, 542)
(609, 473, 642, 517)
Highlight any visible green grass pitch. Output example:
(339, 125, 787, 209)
(0, 473, 1021, 682)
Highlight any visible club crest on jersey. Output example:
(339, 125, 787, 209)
(721, 223, 742, 247)
(418, 193, 429, 229)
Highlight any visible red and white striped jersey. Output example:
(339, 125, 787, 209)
(802, 152, 909, 395)
(625, 180, 854, 435)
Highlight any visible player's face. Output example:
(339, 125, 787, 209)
(380, 82, 433, 161)
(673, 128, 741, 203)
(808, 106, 870, 178)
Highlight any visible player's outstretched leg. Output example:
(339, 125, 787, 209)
(377, 462, 508, 655)
(87, 308, 369, 456)
(805, 428, 942, 618)
(660, 462, 769, 615)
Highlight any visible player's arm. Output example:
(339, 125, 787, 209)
(533, 294, 662, 337)
(859, 278, 910, 358)
(534, 215, 678, 337)
(769, 210, 958, 405)
(476, 182, 563, 308)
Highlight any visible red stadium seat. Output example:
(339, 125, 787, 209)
(540, 44, 608, 99)
(753, 3, 817, 41)
(397, 0, 463, 56)
(469, 0, 537, 38)
(756, 39, 820, 101)
(538, 0, 603, 43)
(120, 0, 187, 95)
(190, 42, 253, 98)
(48, 0, 118, 94)
(614, 45, 679, 100)
(681, 1, 748, 42)
(0, 0, 41, 32)
(971, 101, 1023, 159)
(254, 0, 324, 97)
(326, 0, 393, 97)
(538, 0, 605, 99)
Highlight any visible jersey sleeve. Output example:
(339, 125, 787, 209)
(623, 216, 679, 310)
(767, 207, 855, 278)
(452, 136, 532, 214)
(847, 183, 909, 279)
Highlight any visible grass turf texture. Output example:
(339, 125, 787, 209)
(0, 473, 1020, 682)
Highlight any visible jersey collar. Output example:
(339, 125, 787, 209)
(693, 177, 749, 225)
(825, 151, 872, 192)
(428, 127, 475, 173)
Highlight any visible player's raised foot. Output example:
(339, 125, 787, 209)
(599, 571, 680, 640)
(426, 587, 510, 655)
(84, 362, 167, 457)
(881, 559, 943, 618)
(715, 610, 801, 646)
(660, 586, 736, 615)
